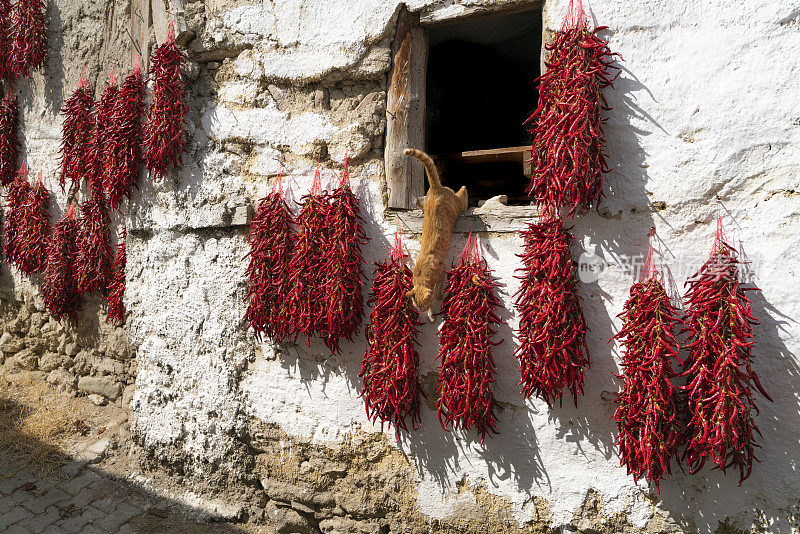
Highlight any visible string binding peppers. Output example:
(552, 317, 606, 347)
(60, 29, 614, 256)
(436, 234, 501, 443)
(681, 211, 772, 484)
(361, 233, 422, 437)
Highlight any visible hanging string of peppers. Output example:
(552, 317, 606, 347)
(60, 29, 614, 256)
(681, 212, 772, 484)
(244, 172, 293, 343)
(514, 214, 589, 407)
(75, 187, 111, 294)
(42, 202, 81, 324)
(321, 159, 367, 354)
(90, 68, 119, 196)
(0, 0, 10, 80)
(0, 92, 19, 186)
(15, 169, 49, 275)
(285, 168, 329, 345)
(106, 227, 126, 325)
(8, 0, 47, 79)
(525, 0, 617, 216)
(104, 60, 145, 211)
(361, 234, 422, 436)
(612, 236, 682, 491)
(3, 163, 31, 268)
(59, 71, 95, 192)
(437, 235, 501, 443)
(145, 22, 186, 180)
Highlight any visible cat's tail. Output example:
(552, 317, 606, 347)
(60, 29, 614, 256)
(404, 148, 441, 190)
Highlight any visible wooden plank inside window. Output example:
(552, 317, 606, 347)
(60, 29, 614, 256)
(385, 8, 427, 209)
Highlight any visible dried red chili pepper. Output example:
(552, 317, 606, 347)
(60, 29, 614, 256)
(526, 0, 618, 216)
(321, 159, 368, 354)
(0, 92, 20, 186)
(75, 186, 111, 294)
(8, 0, 46, 78)
(42, 202, 81, 324)
(361, 234, 422, 436)
(59, 71, 95, 192)
(89, 68, 119, 196)
(285, 168, 329, 344)
(681, 212, 772, 484)
(3, 162, 31, 266)
(14, 169, 49, 275)
(612, 237, 683, 492)
(106, 227, 126, 325)
(0, 0, 11, 80)
(437, 235, 501, 443)
(514, 214, 590, 407)
(104, 59, 145, 211)
(145, 23, 186, 181)
(244, 172, 293, 343)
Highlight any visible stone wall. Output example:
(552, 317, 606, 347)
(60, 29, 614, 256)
(3, 0, 800, 532)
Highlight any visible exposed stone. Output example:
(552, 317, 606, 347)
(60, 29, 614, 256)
(38, 352, 71, 372)
(260, 479, 315, 506)
(74, 438, 111, 464)
(266, 501, 315, 534)
(77, 376, 123, 400)
(88, 394, 108, 406)
(6, 349, 39, 371)
(0, 331, 24, 353)
(65, 342, 81, 356)
(47, 368, 78, 392)
(319, 517, 382, 534)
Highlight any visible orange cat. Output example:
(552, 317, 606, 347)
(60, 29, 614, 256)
(403, 148, 468, 312)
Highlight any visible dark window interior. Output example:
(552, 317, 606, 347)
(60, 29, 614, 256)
(425, 10, 542, 205)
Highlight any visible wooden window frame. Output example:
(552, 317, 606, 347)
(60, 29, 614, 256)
(384, 3, 543, 210)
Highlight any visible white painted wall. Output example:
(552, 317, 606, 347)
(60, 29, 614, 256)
(123, 0, 800, 531)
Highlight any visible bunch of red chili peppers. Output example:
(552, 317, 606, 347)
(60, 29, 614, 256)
(106, 227, 126, 325)
(104, 60, 145, 211)
(0, 92, 19, 186)
(526, 0, 617, 216)
(437, 235, 501, 443)
(42, 202, 81, 324)
(320, 159, 367, 354)
(75, 187, 111, 294)
(0, 0, 10, 80)
(6, 0, 47, 79)
(361, 234, 422, 436)
(612, 237, 682, 491)
(244, 172, 293, 343)
(145, 22, 186, 180)
(514, 214, 589, 407)
(89, 69, 119, 195)
(285, 169, 330, 344)
(681, 214, 771, 484)
(59, 71, 95, 192)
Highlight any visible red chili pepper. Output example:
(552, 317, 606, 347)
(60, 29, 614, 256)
(437, 235, 502, 443)
(0, 92, 20, 186)
(105, 227, 126, 325)
(612, 235, 683, 492)
(145, 22, 186, 181)
(361, 234, 422, 437)
(526, 0, 618, 216)
(681, 212, 772, 484)
(514, 214, 589, 407)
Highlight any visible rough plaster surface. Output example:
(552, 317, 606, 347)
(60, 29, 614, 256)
(6, 0, 800, 531)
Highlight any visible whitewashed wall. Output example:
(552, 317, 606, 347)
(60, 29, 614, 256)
(11, 0, 798, 531)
